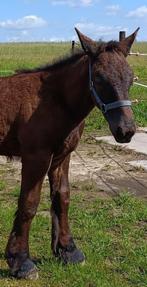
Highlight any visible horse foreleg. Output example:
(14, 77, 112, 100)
(5, 152, 52, 279)
(49, 155, 85, 264)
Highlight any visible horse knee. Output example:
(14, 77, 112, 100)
(21, 205, 37, 220)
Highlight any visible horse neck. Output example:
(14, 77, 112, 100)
(58, 55, 94, 125)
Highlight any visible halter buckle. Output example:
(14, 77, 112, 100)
(101, 104, 106, 114)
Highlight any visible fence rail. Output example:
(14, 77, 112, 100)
(134, 82, 147, 89)
(129, 52, 147, 56)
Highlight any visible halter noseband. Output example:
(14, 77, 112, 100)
(89, 60, 132, 114)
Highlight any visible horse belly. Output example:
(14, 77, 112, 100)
(0, 123, 20, 157)
(0, 80, 22, 157)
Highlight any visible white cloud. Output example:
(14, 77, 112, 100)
(75, 22, 127, 40)
(106, 4, 120, 15)
(0, 15, 47, 30)
(81, 0, 92, 6)
(51, 0, 94, 7)
(127, 6, 147, 18)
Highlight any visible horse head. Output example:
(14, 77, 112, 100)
(75, 27, 139, 143)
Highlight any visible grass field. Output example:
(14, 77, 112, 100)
(0, 179, 147, 287)
(0, 42, 71, 74)
(0, 41, 147, 286)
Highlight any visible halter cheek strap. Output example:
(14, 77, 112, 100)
(89, 60, 132, 114)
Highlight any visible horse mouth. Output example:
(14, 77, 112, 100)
(115, 136, 132, 144)
(114, 129, 135, 144)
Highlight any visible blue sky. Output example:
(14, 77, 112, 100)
(0, 0, 146, 42)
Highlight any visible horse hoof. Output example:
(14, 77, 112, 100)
(11, 259, 38, 280)
(58, 247, 85, 265)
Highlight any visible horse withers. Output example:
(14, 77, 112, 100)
(0, 28, 139, 279)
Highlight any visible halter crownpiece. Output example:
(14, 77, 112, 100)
(88, 60, 132, 114)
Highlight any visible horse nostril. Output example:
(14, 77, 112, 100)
(115, 126, 135, 143)
(116, 126, 124, 139)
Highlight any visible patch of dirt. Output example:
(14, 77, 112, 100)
(0, 139, 147, 198)
(69, 139, 147, 198)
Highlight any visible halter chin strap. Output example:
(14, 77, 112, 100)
(89, 60, 132, 114)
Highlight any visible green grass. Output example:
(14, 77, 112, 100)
(0, 180, 147, 287)
(0, 180, 6, 191)
(0, 42, 71, 75)
(128, 42, 147, 127)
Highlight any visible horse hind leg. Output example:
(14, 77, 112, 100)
(49, 154, 85, 264)
(5, 151, 52, 279)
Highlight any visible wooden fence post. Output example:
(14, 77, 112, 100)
(72, 40, 75, 54)
(119, 31, 126, 42)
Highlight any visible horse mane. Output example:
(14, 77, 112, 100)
(16, 40, 121, 75)
(98, 40, 121, 53)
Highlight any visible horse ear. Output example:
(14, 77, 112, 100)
(75, 27, 97, 56)
(119, 27, 140, 57)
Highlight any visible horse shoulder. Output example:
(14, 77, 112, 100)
(51, 121, 85, 170)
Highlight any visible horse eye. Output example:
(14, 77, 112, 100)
(95, 74, 106, 84)
(95, 77, 101, 84)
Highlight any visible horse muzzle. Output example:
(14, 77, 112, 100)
(113, 122, 136, 143)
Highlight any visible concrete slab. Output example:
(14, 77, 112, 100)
(128, 160, 147, 171)
(0, 157, 7, 164)
(95, 132, 147, 155)
(137, 127, 147, 133)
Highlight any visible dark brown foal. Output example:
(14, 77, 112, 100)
(0, 28, 139, 279)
